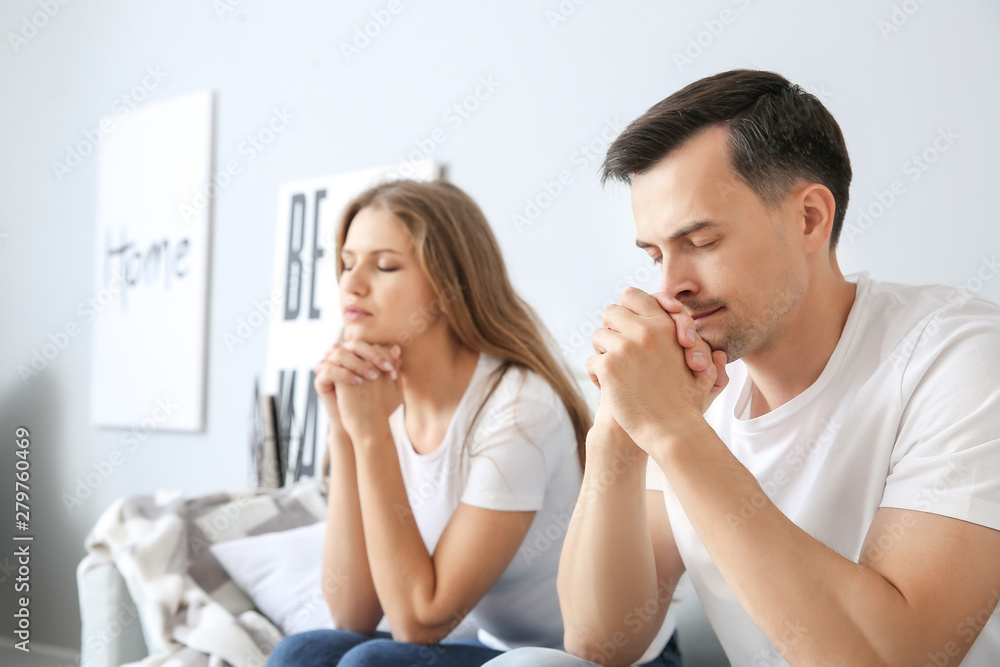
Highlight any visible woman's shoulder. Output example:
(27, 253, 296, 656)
(472, 353, 570, 423)
(461, 354, 578, 467)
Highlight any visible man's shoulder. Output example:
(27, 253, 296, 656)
(864, 275, 1000, 321)
(855, 276, 1000, 397)
(860, 274, 1000, 353)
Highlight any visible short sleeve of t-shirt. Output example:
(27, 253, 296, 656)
(646, 455, 665, 491)
(881, 295, 1000, 531)
(459, 368, 577, 512)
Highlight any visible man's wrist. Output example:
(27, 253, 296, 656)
(637, 412, 714, 470)
(587, 417, 632, 453)
(584, 423, 647, 481)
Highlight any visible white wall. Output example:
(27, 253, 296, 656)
(1, 0, 998, 657)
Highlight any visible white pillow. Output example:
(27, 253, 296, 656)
(210, 521, 335, 635)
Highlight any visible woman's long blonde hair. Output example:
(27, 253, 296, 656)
(336, 178, 590, 467)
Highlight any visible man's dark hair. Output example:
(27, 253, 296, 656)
(602, 69, 853, 248)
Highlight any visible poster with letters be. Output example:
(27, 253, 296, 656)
(263, 161, 438, 483)
(89, 90, 213, 431)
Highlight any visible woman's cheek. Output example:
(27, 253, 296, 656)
(408, 309, 429, 335)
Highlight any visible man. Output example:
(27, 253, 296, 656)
(486, 69, 1000, 666)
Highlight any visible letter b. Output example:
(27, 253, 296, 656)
(352, 26, 371, 48)
(93, 460, 114, 479)
(254, 298, 275, 317)
(558, 0, 578, 16)
(684, 36, 703, 59)
(39, 0, 60, 17)
(890, 3, 909, 25)
(703, 17, 724, 35)
(83, 126, 104, 147)
(925, 651, 949, 667)
(523, 200, 541, 219)
(875, 188, 895, 209)
(414, 136, 436, 157)
(20, 16, 39, 39)
(74, 478, 93, 500)
(542, 178, 563, 199)
(48, 329, 70, 349)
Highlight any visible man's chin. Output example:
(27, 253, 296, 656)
(700, 333, 721, 353)
(702, 335, 739, 363)
(718, 347, 740, 363)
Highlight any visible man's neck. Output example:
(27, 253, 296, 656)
(742, 273, 859, 419)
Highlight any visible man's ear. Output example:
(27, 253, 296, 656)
(798, 183, 837, 254)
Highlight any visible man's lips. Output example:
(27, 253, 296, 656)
(343, 305, 372, 321)
(691, 307, 723, 324)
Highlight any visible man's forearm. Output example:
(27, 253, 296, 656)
(558, 429, 665, 666)
(647, 420, 939, 665)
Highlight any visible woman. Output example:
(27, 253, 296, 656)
(267, 179, 590, 666)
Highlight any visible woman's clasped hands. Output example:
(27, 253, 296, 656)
(314, 338, 403, 442)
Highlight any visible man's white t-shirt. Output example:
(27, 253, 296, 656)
(389, 352, 583, 650)
(648, 271, 1000, 666)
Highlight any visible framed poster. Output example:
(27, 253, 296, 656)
(263, 161, 439, 482)
(89, 90, 213, 431)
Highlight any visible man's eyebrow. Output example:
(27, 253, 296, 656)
(636, 221, 723, 248)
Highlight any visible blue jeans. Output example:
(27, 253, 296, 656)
(480, 631, 682, 667)
(267, 629, 505, 667)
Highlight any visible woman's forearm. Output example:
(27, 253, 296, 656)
(351, 426, 461, 644)
(322, 431, 383, 632)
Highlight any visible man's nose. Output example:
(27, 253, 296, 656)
(659, 256, 698, 301)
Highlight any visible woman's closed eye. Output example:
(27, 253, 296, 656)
(340, 260, 401, 272)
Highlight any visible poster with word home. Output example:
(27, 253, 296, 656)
(89, 90, 213, 431)
(263, 161, 438, 483)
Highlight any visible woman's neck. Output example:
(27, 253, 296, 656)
(397, 324, 480, 452)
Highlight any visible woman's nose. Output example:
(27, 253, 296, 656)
(340, 265, 369, 296)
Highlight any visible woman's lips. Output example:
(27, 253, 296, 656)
(343, 306, 372, 321)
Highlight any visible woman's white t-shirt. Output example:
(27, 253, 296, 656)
(389, 352, 583, 650)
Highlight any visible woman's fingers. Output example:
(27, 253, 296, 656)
(320, 340, 400, 384)
(316, 357, 364, 387)
(321, 345, 373, 384)
(345, 340, 399, 376)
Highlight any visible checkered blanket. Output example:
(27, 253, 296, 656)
(80, 478, 327, 667)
